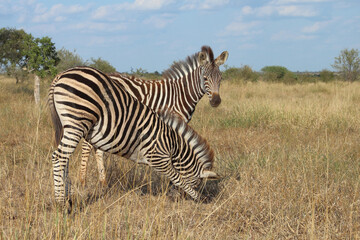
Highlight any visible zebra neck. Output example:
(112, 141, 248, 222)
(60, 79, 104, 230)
(166, 67, 206, 121)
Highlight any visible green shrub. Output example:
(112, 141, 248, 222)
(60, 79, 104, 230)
(295, 73, 318, 84)
(239, 65, 259, 82)
(56, 48, 85, 73)
(129, 68, 162, 79)
(88, 57, 116, 73)
(222, 65, 259, 82)
(320, 69, 335, 82)
(222, 67, 241, 80)
(261, 66, 289, 82)
(262, 71, 278, 82)
(282, 71, 297, 85)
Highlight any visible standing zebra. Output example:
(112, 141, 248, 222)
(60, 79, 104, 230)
(79, 46, 228, 185)
(48, 66, 219, 203)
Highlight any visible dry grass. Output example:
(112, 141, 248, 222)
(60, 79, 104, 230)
(1, 76, 360, 239)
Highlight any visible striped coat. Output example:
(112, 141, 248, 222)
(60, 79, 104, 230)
(79, 46, 228, 185)
(48, 67, 218, 203)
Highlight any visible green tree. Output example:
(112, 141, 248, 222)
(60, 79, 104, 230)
(0, 28, 29, 83)
(332, 48, 360, 81)
(261, 66, 289, 82)
(0, 28, 59, 84)
(22, 35, 59, 104)
(87, 57, 116, 73)
(23, 35, 59, 78)
(56, 48, 85, 73)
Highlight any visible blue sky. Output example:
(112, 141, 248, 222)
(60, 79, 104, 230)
(1, 0, 359, 72)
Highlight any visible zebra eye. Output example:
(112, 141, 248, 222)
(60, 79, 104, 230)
(203, 76, 208, 80)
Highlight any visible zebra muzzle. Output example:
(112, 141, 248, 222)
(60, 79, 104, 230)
(210, 93, 221, 107)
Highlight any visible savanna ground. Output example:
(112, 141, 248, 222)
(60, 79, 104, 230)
(1, 75, 360, 239)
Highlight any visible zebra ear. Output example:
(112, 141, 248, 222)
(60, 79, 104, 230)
(215, 51, 229, 66)
(198, 52, 208, 66)
(200, 170, 220, 180)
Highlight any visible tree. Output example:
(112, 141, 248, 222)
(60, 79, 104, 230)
(87, 57, 116, 73)
(23, 35, 60, 104)
(0, 28, 29, 83)
(0, 28, 59, 104)
(261, 66, 290, 82)
(332, 48, 360, 81)
(56, 48, 85, 73)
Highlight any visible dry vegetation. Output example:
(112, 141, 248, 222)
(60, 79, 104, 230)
(1, 76, 360, 239)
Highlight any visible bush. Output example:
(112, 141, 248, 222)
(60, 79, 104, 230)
(222, 67, 241, 80)
(295, 73, 318, 84)
(320, 69, 335, 82)
(239, 65, 259, 82)
(88, 57, 116, 73)
(262, 71, 278, 82)
(56, 48, 85, 73)
(282, 71, 297, 85)
(222, 65, 258, 82)
(261, 66, 289, 82)
(129, 68, 162, 79)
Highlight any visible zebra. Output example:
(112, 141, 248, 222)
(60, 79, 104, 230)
(79, 46, 228, 185)
(48, 66, 219, 203)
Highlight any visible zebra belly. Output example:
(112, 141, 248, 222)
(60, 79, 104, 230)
(86, 125, 149, 165)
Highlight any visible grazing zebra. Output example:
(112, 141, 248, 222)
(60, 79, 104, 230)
(79, 46, 228, 185)
(48, 66, 219, 203)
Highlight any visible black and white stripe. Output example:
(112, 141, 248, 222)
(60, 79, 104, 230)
(48, 66, 218, 203)
(79, 46, 228, 185)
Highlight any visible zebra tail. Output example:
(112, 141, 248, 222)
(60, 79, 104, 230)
(48, 87, 63, 147)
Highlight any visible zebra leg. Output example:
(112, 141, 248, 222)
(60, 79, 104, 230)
(52, 129, 82, 204)
(79, 140, 93, 186)
(95, 149, 107, 185)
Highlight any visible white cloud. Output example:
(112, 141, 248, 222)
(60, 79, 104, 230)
(199, 0, 229, 10)
(87, 35, 130, 46)
(270, 0, 329, 4)
(302, 20, 330, 33)
(277, 5, 317, 17)
(241, 6, 253, 15)
(68, 22, 127, 33)
(0, 0, 36, 23)
(238, 43, 257, 49)
(254, 5, 317, 17)
(129, 0, 173, 10)
(180, 0, 229, 10)
(223, 18, 262, 36)
(93, 0, 173, 20)
(33, 4, 89, 23)
(271, 30, 316, 41)
(143, 14, 174, 29)
(241, 1, 319, 18)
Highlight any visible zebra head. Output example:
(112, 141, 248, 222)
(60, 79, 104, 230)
(198, 46, 229, 108)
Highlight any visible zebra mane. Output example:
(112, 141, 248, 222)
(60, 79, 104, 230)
(162, 45, 214, 80)
(157, 109, 214, 169)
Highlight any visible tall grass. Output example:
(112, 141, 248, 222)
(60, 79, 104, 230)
(1, 76, 360, 238)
